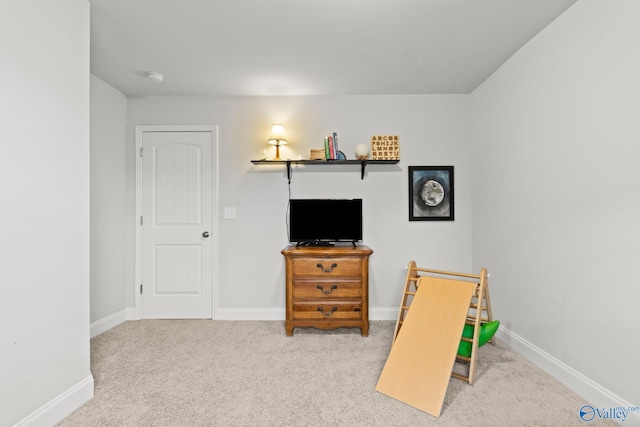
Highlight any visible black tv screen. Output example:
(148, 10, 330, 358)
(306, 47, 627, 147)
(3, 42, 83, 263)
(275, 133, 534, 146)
(289, 199, 363, 244)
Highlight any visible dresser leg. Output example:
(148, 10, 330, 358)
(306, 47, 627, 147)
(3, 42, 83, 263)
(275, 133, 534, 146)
(361, 324, 369, 337)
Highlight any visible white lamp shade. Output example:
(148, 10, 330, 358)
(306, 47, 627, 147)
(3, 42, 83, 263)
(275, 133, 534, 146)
(268, 124, 287, 145)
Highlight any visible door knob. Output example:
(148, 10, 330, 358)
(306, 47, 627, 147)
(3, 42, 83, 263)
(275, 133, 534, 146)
(202, 231, 210, 238)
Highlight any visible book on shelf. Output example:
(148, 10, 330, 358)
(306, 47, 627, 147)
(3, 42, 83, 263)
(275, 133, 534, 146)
(324, 136, 330, 160)
(329, 135, 336, 159)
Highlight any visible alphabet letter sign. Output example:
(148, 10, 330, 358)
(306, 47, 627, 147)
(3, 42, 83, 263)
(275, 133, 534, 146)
(370, 135, 400, 160)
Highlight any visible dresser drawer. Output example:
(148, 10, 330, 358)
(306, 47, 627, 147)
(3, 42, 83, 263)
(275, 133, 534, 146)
(293, 279, 362, 300)
(292, 257, 361, 277)
(292, 302, 362, 320)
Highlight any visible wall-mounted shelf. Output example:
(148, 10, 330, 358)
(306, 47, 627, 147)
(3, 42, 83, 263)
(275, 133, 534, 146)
(250, 159, 399, 181)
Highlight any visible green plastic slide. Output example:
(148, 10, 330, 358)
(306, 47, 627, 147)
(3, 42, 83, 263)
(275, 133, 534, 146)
(457, 320, 500, 357)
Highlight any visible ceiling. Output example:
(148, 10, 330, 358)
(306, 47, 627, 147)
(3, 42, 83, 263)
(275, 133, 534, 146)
(88, 0, 578, 97)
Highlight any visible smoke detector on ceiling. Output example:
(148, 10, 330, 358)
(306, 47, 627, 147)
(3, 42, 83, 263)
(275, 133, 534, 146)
(146, 71, 164, 84)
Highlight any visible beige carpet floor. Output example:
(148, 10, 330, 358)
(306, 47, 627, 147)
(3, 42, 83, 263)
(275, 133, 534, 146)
(57, 320, 614, 426)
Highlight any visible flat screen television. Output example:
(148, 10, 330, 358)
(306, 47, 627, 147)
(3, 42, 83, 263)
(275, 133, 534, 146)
(289, 199, 363, 245)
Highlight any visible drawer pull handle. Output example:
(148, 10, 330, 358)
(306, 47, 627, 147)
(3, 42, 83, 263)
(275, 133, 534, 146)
(316, 262, 338, 273)
(317, 306, 338, 317)
(316, 284, 338, 294)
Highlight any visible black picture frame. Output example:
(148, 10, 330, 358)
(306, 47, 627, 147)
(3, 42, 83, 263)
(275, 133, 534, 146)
(409, 166, 454, 221)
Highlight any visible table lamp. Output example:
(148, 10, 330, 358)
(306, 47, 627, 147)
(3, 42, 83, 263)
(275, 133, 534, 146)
(268, 124, 287, 160)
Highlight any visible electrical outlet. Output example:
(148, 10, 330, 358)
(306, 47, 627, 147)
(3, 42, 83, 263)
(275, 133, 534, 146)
(224, 207, 236, 219)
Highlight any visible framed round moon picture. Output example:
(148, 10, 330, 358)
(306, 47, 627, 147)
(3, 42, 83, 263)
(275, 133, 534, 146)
(408, 166, 454, 221)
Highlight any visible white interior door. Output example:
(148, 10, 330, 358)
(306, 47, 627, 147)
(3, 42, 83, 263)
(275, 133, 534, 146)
(139, 128, 214, 318)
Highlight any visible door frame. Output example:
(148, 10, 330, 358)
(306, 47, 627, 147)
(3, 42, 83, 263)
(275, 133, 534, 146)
(134, 125, 219, 319)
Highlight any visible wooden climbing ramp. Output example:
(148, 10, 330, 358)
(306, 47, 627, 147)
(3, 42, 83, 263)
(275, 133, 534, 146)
(375, 263, 493, 417)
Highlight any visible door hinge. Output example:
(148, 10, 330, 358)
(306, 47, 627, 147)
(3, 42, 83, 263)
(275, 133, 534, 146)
(140, 216, 143, 225)
(140, 284, 143, 294)
(139, 147, 143, 157)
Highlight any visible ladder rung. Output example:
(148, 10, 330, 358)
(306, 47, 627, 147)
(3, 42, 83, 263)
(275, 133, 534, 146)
(466, 316, 489, 322)
(456, 354, 471, 362)
(405, 291, 416, 296)
(460, 337, 473, 343)
(413, 267, 480, 280)
(451, 372, 469, 381)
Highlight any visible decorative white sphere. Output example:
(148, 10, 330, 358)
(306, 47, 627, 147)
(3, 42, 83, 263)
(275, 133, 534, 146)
(355, 144, 369, 160)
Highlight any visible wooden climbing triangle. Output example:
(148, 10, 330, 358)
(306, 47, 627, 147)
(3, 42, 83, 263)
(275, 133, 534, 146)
(375, 262, 495, 417)
(392, 261, 494, 385)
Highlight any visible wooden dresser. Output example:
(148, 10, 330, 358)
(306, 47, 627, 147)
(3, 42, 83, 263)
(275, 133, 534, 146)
(282, 245, 373, 336)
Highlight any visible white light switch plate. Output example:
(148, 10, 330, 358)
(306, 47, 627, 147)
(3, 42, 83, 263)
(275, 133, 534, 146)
(224, 207, 236, 219)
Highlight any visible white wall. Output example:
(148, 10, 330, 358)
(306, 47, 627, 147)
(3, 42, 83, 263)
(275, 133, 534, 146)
(127, 95, 472, 316)
(471, 0, 640, 407)
(90, 75, 128, 322)
(0, 1, 93, 425)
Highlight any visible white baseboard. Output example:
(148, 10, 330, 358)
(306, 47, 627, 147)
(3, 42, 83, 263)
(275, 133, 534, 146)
(497, 327, 640, 425)
(12, 375, 94, 427)
(90, 307, 136, 338)
(213, 307, 399, 321)
(370, 307, 399, 320)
